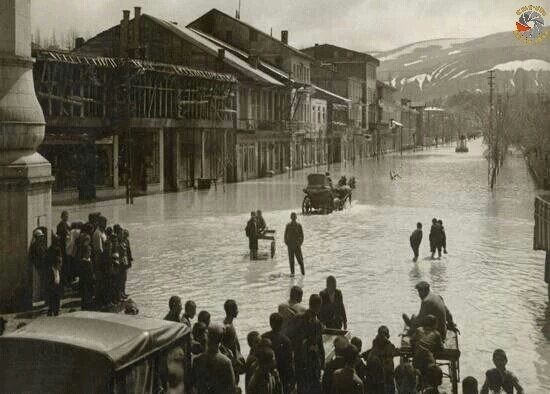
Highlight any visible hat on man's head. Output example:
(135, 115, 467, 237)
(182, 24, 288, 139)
(33, 229, 44, 237)
(415, 281, 430, 291)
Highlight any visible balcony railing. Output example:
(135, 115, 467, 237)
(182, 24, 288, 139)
(237, 119, 314, 134)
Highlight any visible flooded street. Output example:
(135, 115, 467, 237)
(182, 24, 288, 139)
(57, 139, 550, 392)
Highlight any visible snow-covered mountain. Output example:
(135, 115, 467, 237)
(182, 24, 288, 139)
(375, 30, 550, 102)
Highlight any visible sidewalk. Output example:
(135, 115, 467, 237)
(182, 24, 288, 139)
(1, 288, 133, 335)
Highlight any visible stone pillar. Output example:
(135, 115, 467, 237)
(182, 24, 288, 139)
(113, 134, 119, 189)
(0, 0, 53, 312)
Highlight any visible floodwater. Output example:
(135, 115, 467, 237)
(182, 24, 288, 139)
(57, 139, 550, 392)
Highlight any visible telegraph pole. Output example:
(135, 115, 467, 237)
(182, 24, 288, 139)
(488, 70, 496, 189)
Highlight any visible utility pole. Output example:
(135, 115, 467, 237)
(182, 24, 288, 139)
(488, 70, 496, 189)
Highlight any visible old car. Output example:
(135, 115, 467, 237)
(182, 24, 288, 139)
(0, 311, 190, 394)
(302, 173, 353, 214)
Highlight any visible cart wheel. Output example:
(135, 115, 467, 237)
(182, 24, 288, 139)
(450, 360, 459, 394)
(302, 196, 312, 215)
(270, 241, 275, 258)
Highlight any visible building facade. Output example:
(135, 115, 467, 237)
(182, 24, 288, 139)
(188, 9, 321, 173)
(302, 43, 380, 161)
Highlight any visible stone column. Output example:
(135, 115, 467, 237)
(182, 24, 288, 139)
(0, 0, 53, 312)
(113, 134, 119, 189)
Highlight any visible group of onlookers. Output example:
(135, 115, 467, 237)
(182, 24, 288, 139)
(163, 278, 523, 394)
(409, 219, 448, 262)
(28, 211, 133, 315)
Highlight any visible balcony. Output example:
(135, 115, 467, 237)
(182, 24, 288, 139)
(238, 119, 315, 134)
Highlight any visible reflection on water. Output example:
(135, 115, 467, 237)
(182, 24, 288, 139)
(57, 140, 550, 392)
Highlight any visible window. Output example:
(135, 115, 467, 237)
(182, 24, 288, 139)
(317, 107, 321, 123)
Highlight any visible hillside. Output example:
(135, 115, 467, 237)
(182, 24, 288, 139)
(375, 30, 550, 102)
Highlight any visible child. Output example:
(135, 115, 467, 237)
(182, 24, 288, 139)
(480, 349, 524, 394)
(197, 310, 211, 327)
(395, 360, 419, 394)
(365, 325, 400, 394)
(421, 365, 444, 393)
(410, 222, 423, 262)
(247, 347, 283, 394)
(164, 296, 182, 322)
(411, 315, 444, 378)
(462, 376, 479, 394)
(245, 331, 261, 389)
(191, 322, 207, 355)
(47, 256, 64, 316)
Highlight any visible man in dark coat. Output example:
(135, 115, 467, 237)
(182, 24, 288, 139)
(319, 275, 347, 330)
(47, 256, 63, 316)
(192, 324, 237, 394)
(290, 294, 325, 394)
(410, 222, 423, 262)
(56, 210, 71, 284)
(246, 211, 259, 260)
(284, 212, 305, 276)
(262, 312, 295, 394)
(331, 344, 365, 394)
(322, 336, 348, 394)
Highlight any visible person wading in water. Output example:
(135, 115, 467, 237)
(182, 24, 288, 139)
(284, 212, 305, 276)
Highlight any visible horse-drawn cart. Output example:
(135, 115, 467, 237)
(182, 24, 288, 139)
(302, 174, 353, 215)
(400, 329, 461, 394)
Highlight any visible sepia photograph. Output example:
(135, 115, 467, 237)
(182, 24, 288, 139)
(0, 0, 549, 392)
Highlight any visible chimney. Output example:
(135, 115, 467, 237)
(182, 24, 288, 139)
(281, 30, 288, 45)
(74, 37, 85, 50)
(218, 48, 225, 60)
(133, 6, 141, 57)
(120, 10, 130, 57)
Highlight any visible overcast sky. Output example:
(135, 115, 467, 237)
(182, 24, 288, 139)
(31, 0, 530, 51)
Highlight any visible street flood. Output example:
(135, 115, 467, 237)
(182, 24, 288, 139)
(57, 139, 550, 392)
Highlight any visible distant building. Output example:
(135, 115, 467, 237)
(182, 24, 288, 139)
(188, 9, 320, 172)
(302, 43, 380, 160)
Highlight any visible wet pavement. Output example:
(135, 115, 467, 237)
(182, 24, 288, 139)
(56, 139, 550, 392)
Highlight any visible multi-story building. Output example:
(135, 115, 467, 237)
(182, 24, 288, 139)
(375, 81, 401, 155)
(311, 85, 352, 167)
(399, 99, 419, 152)
(302, 43, 380, 160)
(188, 9, 320, 173)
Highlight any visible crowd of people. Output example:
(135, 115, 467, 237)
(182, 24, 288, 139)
(162, 278, 524, 394)
(28, 211, 134, 315)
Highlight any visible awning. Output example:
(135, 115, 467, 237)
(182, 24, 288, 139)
(38, 50, 237, 83)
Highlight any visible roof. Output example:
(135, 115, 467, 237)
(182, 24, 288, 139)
(302, 43, 380, 66)
(39, 50, 237, 83)
(187, 9, 315, 62)
(188, 27, 296, 85)
(147, 14, 284, 86)
(312, 84, 351, 104)
(1, 311, 189, 371)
